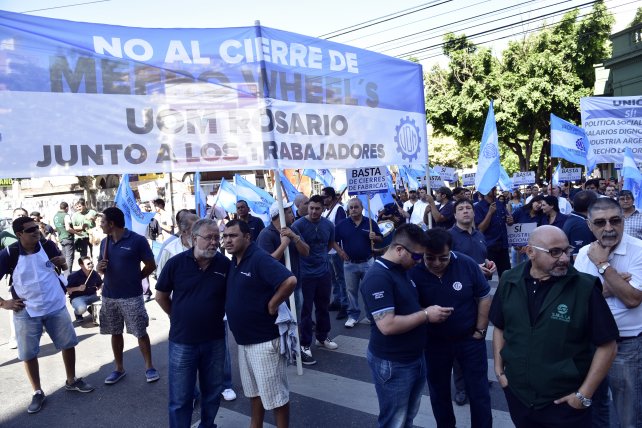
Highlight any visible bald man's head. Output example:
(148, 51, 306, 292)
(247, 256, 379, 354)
(527, 225, 571, 279)
(528, 225, 568, 248)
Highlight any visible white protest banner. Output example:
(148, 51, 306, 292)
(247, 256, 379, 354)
(429, 176, 446, 188)
(434, 165, 457, 181)
(559, 168, 582, 182)
(507, 223, 538, 246)
(581, 96, 642, 164)
(512, 171, 536, 186)
(0, 11, 427, 178)
(462, 173, 476, 186)
(346, 167, 388, 195)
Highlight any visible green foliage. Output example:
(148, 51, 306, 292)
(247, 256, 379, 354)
(630, 7, 642, 27)
(425, 1, 614, 182)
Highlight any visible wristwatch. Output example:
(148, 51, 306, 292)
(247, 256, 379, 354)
(575, 391, 592, 408)
(598, 262, 610, 274)
(475, 328, 487, 337)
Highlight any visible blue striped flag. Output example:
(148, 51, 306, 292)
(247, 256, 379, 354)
(114, 174, 156, 236)
(194, 171, 207, 218)
(475, 101, 500, 195)
(550, 113, 595, 173)
(622, 148, 642, 209)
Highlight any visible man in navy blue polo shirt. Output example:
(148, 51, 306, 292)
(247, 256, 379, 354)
(97, 207, 158, 385)
(449, 199, 496, 278)
(409, 228, 492, 428)
(292, 195, 348, 365)
(236, 199, 264, 242)
(361, 223, 453, 428)
(155, 218, 230, 428)
(335, 198, 382, 328)
(224, 220, 297, 428)
(474, 187, 514, 278)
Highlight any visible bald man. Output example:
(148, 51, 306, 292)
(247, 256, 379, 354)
(489, 226, 618, 428)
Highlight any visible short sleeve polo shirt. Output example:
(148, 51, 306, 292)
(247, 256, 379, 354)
(335, 217, 382, 262)
(66, 270, 102, 300)
(256, 223, 303, 278)
(448, 225, 488, 264)
(292, 216, 334, 278)
(361, 258, 426, 362)
(410, 252, 490, 341)
(98, 229, 154, 299)
(474, 199, 509, 248)
(155, 249, 229, 344)
(226, 243, 295, 345)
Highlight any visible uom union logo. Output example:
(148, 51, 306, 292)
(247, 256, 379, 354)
(395, 116, 421, 162)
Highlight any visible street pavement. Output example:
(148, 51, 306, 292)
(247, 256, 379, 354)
(0, 280, 515, 428)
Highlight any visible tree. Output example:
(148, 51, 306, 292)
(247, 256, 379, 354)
(630, 7, 642, 27)
(425, 1, 614, 180)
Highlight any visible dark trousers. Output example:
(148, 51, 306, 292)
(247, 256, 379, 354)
(74, 237, 89, 258)
(300, 272, 331, 347)
(504, 386, 592, 428)
(488, 246, 511, 279)
(60, 239, 74, 274)
(425, 337, 492, 428)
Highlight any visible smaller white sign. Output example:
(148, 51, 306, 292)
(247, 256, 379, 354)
(462, 173, 476, 186)
(512, 171, 536, 186)
(434, 165, 457, 181)
(429, 177, 446, 188)
(137, 182, 159, 202)
(559, 168, 582, 182)
(347, 167, 388, 195)
(507, 223, 538, 246)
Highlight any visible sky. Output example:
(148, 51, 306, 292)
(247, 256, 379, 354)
(1, 0, 638, 69)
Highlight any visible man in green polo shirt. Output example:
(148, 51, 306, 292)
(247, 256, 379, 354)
(490, 225, 618, 427)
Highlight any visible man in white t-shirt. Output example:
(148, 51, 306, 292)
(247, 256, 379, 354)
(409, 188, 429, 226)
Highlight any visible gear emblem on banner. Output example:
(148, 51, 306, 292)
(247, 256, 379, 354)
(575, 138, 586, 151)
(395, 116, 421, 162)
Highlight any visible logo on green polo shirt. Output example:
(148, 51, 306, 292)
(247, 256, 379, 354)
(551, 304, 571, 323)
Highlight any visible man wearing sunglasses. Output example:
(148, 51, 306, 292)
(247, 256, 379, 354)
(410, 228, 492, 428)
(361, 223, 452, 428)
(0, 216, 95, 414)
(574, 197, 642, 428)
(491, 225, 618, 428)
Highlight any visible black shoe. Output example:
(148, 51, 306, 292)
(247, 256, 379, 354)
(300, 346, 317, 365)
(27, 390, 45, 414)
(336, 307, 348, 320)
(454, 390, 468, 406)
(328, 302, 341, 311)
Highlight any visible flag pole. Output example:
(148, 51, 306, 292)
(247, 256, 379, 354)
(366, 192, 374, 251)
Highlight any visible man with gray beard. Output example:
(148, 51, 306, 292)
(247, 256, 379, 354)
(490, 225, 617, 428)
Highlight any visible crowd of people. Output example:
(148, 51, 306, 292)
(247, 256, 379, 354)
(0, 174, 641, 428)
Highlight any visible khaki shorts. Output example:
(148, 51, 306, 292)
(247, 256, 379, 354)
(99, 295, 149, 338)
(238, 338, 289, 410)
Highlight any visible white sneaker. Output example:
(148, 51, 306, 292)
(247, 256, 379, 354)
(315, 338, 338, 350)
(221, 388, 237, 401)
(344, 318, 357, 328)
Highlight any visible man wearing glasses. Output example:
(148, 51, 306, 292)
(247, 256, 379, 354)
(491, 225, 618, 428)
(619, 189, 642, 240)
(574, 198, 642, 428)
(410, 227, 492, 428)
(361, 223, 452, 428)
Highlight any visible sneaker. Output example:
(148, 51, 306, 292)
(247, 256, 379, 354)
(221, 388, 237, 401)
(316, 338, 339, 350)
(300, 346, 317, 365)
(27, 390, 45, 414)
(145, 368, 160, 383)
(336, 307, 348, 320)
(344, 318, 357, 328)
(454, 390, 468, 406)
(65, 377, 95, 393)
(9, 338, 18, 349)
(104, 370, 126, 385)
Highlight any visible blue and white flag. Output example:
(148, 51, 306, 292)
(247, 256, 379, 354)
(622, 148, 642, 209)
(279, 171, 301, 202)
(194, 171, 207, 218)
(475, 101, 500, 195)
(498, 165, 513, 191)
(114, 174, 156, 236)
(398, 165, 425, 190)
(214, 178, 238, 214)
(552, 163, 561, 187)
(302, 169, 335, 188)
(550, 113, 595, 173)
(234, 174, 275, 223)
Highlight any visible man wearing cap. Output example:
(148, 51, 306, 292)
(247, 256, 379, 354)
(334, 198, 383, 328)
(424, 186, 456, 229)
(257, 201, 310, 321)
(619, 189, 642, 240)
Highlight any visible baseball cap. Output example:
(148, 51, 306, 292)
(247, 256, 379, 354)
(270, 201, 293, 219)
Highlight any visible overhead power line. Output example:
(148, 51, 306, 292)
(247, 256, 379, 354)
(20, 0, 110, 14)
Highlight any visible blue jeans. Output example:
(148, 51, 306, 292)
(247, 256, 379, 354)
(169, 339, 225, 428)
(70, 294, 100, 316)
(424, 337, 492, 428)
(367, 349, 426, 428)
(609, 336, 642, 428)
(14, 305, 78, 361)
(329, 253, 347, 308)
(343, 259, 373, 320)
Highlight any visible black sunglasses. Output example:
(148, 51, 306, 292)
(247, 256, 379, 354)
(590, 217, 623, 228)
(398, 244, 423, 261)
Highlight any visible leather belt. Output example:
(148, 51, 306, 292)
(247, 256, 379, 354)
(617, 332, 642, 342)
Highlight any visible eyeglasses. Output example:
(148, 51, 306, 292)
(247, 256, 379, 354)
(21, 226, 39, 234)
(196, 234, 220, 243)
(398, 244, 424, 261)
(590, 217, 623, 228)
(425, 253, 451, 263)
(530, 245, 575, 258)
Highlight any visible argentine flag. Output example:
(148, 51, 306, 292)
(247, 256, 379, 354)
(114, 174, 156, 236)
(550, 114, 595, 173)
(622, 148, 642, 209)
(234, 174, 275, 224)
(552, 163, 561, 187)
(214, 177, 238, 214)
(194, 171, 207, 218)
(302, 169, 335, 188)
(475, 101, 500, 195)
(498, 165, 513, 191)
